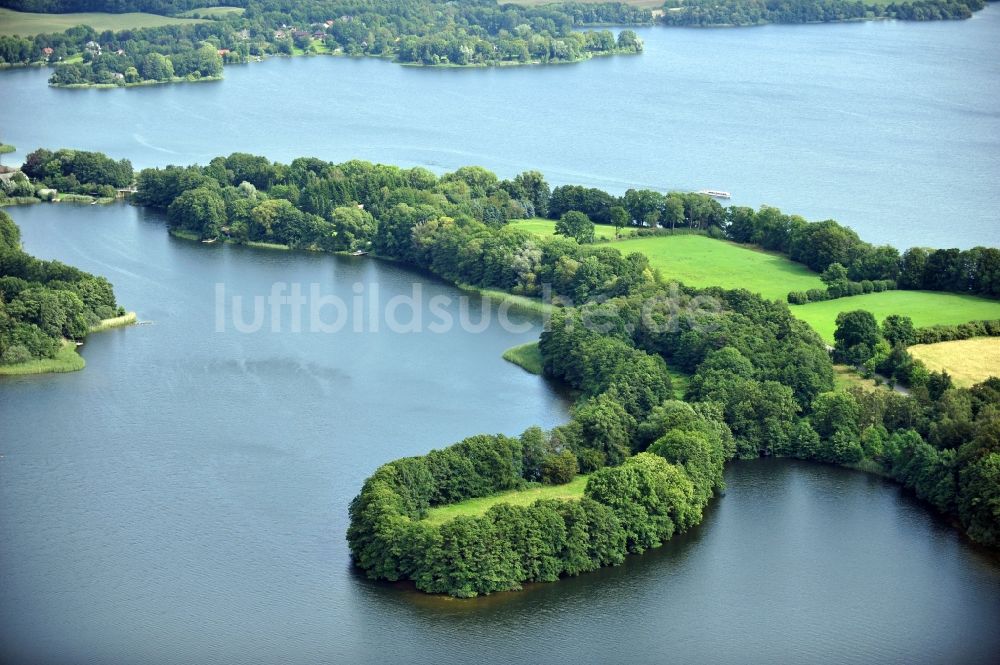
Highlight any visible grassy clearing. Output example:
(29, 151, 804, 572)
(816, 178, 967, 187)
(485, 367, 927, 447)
(791, 291, 1000, 344)
(176, 6, 245, 18)
(666, 366, 691, 399)
(503, 341, 543, 374)
(169, 228, 201, 241)
(615, 234, 824, 301)
(89, 311, 137, 332)
(509, 217, 623, 241)
(0, 7, 209, 36)
(463, 285, 555, 316)
(833, 364, 890, 392)
(244, 240, 291, 251)
(909, 337, 1000, 388)
(508, 220, 820, 301)
(0, 340, 84, 375)
(506, 0, 664, 7)
(421, 475, 590, 526)
(0, 312, 136, 376)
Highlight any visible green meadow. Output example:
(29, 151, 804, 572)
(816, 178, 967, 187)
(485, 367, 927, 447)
(421, 475, 589, 526)
(507, 220, 1000, 345)
(509, 219, 823, 301)
(790, 291, 1000, 344)
(176, 6, 245, 18)
(0, 7, 210, 36)
(614, 234, 825, 300)
(509, 217, 621, 241)
(502, 341, 544, 374)
(0, 341, 84, 376)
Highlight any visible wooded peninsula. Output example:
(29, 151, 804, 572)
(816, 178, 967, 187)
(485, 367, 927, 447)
(3, 147, 997, 596)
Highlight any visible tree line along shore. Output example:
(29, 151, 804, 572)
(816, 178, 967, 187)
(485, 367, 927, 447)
(0, 0, 988, 89)
(2, 146, 997, 595)
(3, 145, 999, 383)
(0, 208, 134, 375)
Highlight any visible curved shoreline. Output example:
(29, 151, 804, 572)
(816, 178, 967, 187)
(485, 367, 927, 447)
(0, 311, 136, 376)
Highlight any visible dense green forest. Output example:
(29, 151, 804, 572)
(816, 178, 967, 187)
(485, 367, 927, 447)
(349, 277, 1000, 595)
(0, 0, 649, 86)
(127, 152, 1000, 301)
(659, 0, 986, 26)
(0, 147, 133, 202)
(0, 209, 125, 366)
(114, 150, 1000, 593)
(6, 147, 996, 591)
(1, 0, 986, 87)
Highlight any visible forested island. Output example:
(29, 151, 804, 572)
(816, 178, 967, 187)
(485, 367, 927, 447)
(4, 147, 975, 595)
(0, 0, 989, 88)
(0, 208, 131, 374)
(0, 0, 648, 87)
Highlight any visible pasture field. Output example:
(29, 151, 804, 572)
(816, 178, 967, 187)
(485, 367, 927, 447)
(176, 6, 245, 18)
(0, 7, 210, 36)
(614, 234, 824, 301)
(508, 220, 823, 301)
(421, 475, 589, 525)
(508, 217, 621, 241)
(790, 291, 1000, 344)
(908, 338, 1000, 388)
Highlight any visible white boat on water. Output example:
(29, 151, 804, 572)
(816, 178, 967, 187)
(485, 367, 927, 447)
(698, 189, 731, 199)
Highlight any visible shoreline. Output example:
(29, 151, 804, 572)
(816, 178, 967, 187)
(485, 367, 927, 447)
(0, 311, 137, 376)
(501, 341, 544, 375)
(50, 74, 223, 89)
(1, 194, 117, 206)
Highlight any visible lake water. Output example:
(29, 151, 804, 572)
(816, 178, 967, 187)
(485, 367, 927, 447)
(1, 202, 999, 665)
(3, 13, 1000, 665)
(1, 10, 999, 248)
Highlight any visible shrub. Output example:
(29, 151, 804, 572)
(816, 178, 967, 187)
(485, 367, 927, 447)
(541, 450, 579, 484)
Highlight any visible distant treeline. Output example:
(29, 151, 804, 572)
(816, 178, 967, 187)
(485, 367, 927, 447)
(0, 0, 649, 86)
(725, 206, 1000, 300)
(0, 0, 233, 12)
(659, 0, 986, 26)
(0, 210, 124, 365)
(915, 319, 1000, 345)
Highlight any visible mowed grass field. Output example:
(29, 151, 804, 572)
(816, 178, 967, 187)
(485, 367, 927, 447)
(421, 475, 589, 526)
(176, 6, 245, 18)
(509, 219, 823, 301)
(507, 0, 664, 7)
(615, 235, 824, 300)
(506, 219, 1000, 363)
(909, 338, 1000, 388)
(791, 291, 1000, 344)
(509, 217, 620, 241)
(0, 7, 209, 36)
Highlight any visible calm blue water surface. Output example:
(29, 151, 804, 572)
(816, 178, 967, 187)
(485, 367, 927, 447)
(1, 10, 998, 247)
(2, 13, 1000, 665)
